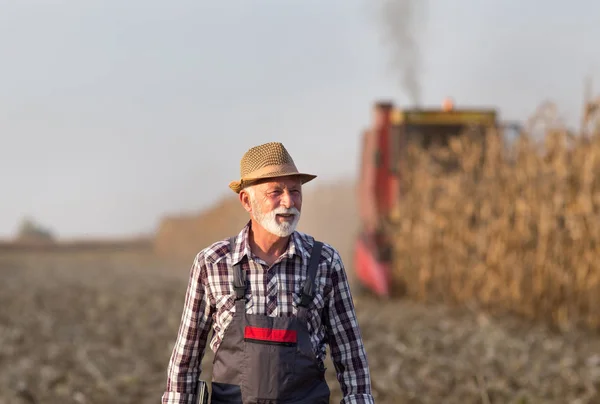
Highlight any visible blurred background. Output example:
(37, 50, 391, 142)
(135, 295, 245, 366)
(1, 1, 600, 403)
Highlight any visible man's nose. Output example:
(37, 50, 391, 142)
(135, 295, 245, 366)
(280, 190, 294, 209)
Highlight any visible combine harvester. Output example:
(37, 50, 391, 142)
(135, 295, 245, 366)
(353, 98, 518, 298)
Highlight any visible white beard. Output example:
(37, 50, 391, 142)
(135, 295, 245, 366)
(250, 197, 301, 237)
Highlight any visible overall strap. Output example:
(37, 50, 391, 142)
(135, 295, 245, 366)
(229, 236, 246, 301)
(299, 241, 323, 307)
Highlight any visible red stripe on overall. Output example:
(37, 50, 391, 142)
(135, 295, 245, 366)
(244, 326, 297, 343)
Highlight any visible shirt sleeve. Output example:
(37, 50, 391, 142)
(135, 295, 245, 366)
(161, 252, 214, 404)
(325, 250, 375, 404)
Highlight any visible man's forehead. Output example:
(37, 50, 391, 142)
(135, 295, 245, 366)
(257, 177, 302, 189)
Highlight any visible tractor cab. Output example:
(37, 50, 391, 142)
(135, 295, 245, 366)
(390, 100, 498, 175)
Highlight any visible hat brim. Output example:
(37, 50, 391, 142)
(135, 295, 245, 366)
(229, 172, 317, 194)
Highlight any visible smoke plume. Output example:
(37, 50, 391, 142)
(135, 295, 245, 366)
(376, 0, 428, 106)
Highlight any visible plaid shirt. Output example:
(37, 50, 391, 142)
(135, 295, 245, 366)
(162, 221, 374, 404)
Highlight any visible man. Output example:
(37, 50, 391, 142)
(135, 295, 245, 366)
(161, 142, 374, 404)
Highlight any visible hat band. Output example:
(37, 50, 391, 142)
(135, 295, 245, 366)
(241, 163, 299, 181)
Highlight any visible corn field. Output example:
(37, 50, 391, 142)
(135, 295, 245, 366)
(391, 127, 600, 330)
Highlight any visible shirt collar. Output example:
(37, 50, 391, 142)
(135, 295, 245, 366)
(230, 220, 309, 265)
(290, 231, 311, 261)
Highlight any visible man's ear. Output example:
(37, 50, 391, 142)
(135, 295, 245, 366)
(239, 190, 252, 213)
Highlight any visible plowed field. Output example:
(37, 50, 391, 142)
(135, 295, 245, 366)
(2, 251, 600, 404)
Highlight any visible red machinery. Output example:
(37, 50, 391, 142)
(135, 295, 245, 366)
(353, 100, 500, 298)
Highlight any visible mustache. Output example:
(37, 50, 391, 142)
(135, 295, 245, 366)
(273, 207, 300, 215)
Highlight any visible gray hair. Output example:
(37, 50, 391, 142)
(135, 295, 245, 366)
(243, 185, 256, 199)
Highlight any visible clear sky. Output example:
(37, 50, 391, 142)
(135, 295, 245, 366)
(1, 0, 598, 238)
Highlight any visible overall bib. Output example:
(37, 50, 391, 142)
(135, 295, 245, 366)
(210, 238, 330, 404)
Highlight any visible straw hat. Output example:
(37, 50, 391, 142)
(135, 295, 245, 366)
(229, 142, 317, 193)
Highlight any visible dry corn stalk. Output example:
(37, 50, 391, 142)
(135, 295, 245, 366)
(391, 127, 600, 330)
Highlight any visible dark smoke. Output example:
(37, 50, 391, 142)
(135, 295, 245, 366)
(377, 0, 428, 106)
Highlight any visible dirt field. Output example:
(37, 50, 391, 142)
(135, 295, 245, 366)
(2, 181, 600, 403)
(2, 249, 600, 404)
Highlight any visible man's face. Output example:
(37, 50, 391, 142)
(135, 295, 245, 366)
(243, 176, 302, 238)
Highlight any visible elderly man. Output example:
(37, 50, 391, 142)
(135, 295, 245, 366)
(161, 142, 374, 404)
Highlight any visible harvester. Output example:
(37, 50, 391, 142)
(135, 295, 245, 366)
(353, 99, 509, 298)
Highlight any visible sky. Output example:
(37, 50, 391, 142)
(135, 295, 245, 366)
(1, 0, 598, 239)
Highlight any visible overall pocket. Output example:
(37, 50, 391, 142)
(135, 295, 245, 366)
(242, 325, 297, 401)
